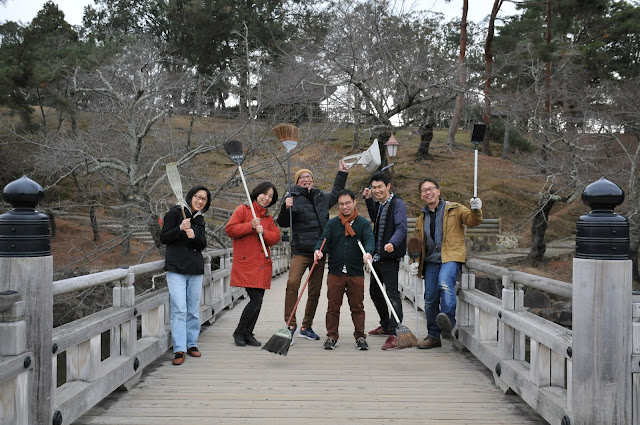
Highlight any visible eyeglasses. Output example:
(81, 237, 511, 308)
(298, 175, 313, 181)
(420, 186, 438, 194)
(193, 195, 208, 202)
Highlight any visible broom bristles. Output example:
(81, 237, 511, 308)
(396, 325, 418, 349)
(273, 123, 300, 142)
(262, 327, 292, 355)
(407, 237, 421, 260)
(223, 139, 243, 156)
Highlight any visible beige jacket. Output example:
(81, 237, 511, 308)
(414, 201, 482, 277)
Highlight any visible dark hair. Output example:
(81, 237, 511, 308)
(185, 185, 211, 213)
(336, 189, 356, 200)
(419, 178, 439, 191)
(370, 172, 390, 186)
(250, 181, 279, 207)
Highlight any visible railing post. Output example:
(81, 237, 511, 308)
(0, 292, 29, 425)
(572, 177, 631, 425)
(112, 272, 136, 356)
(499, 276, 525, 361)
(0, 176, 53, 425)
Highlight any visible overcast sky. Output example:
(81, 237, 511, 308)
(1, 0, 517, 27)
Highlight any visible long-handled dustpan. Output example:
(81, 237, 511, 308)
(357, 240, 417, 349)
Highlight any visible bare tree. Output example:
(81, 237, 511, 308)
(446, 0, 469, 150)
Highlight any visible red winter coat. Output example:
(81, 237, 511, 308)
(225, 201, 280, 289)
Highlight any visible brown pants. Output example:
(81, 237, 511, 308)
(284, 254, 326, 329)
(325, 273, 366, 341)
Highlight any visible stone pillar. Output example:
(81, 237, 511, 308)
(571, 177, 631, 425)
(0, 176, 53, 425)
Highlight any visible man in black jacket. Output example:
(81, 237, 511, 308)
(276, 161, 349, 343)
(363, 172, 407, 350)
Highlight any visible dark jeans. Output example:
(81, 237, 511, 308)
(236, 287, 265, 336)
(370, 260, 402, 336)
(325, 273, 365, 341)
(284, 254, 326, 328)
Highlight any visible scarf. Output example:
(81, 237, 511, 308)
(339, 208, 359, 237)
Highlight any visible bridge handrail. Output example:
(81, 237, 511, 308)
(398, 255, 573, 425)
(464, 258, 572, 298)
(0, 242, 290, 425)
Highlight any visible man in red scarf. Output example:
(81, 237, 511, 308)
(314, 190, 375, 350)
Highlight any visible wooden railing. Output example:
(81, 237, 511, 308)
(406, 217, 501, 235)
(0, 244, 290, 425)
(398, 255, 633, 425)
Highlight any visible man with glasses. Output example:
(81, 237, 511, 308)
(362, 172, 407, 350)
(411, 178, 483, 349)
(313, 190, 374, 350)
(277, 161, 349, 343)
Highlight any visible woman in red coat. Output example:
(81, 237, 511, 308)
(226, 182, 281, 347)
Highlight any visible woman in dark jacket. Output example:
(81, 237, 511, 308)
(226, 182, 280, 347)
(160, 185, 211, 365)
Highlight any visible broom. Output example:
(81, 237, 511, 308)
(357, 239, 418, 349)
(166, 162, 186, 220)
(263, 239, 326, 355)
(223, 139, 269, 259)
(407, 237, 422, 335)
(272, 123, 299, 245)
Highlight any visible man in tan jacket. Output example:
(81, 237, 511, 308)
(410, 178, 483, 349)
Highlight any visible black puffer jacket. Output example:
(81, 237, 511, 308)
(160, 186, 210, 275)
(276, 171, 348, 255)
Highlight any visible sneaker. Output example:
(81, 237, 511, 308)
(324, 338, 338, 350)
(436, 313, 453, 340)
(417, 337, 442, 349)
(299, 327, 320, 340)
(381, 335, 398, 350)
(355, 337, 368, 350)
(368, 325, 390, 336)
(289, 325, 297, 346)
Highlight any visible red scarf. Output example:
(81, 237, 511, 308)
(339, 208, 359, 237)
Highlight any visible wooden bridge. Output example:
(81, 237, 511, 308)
(74, 266, 546, 425)
(1, 236, 636, 425)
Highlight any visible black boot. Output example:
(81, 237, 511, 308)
(244, 333, 261, 346)
(244, 304, 262, 347)
(233, 332, 247, 346)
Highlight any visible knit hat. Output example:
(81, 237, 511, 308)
(294, 169, 313, 184)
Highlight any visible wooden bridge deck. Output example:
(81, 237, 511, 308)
(74, 269, 546, 425)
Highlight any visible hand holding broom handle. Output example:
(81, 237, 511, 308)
(223, 140, 269, 259)
(285, 238, 326, 327)
(237, 165, 269, 259)
(166, 162, 187, 220)
(273, 124, 299, 245)
(357, 239, 401, 324)
(471, 123, 486, 211)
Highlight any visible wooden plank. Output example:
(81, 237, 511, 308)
(75, 271, 546, 425)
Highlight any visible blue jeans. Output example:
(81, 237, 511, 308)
(167, 271, 203, 353)
(424, 262, 461, 339)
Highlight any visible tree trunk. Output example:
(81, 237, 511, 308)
(417, 116, 434, 160)
(371, 125, 391, 170)
(502, 121, 510, 159)
(482, 0, 503, 157)
(525, 193, 559, 266)
(446, 0, 468, 150)
(352, 87, 361, 149)
(148, 214, 164, 251)
(90, 205, 99, 242)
